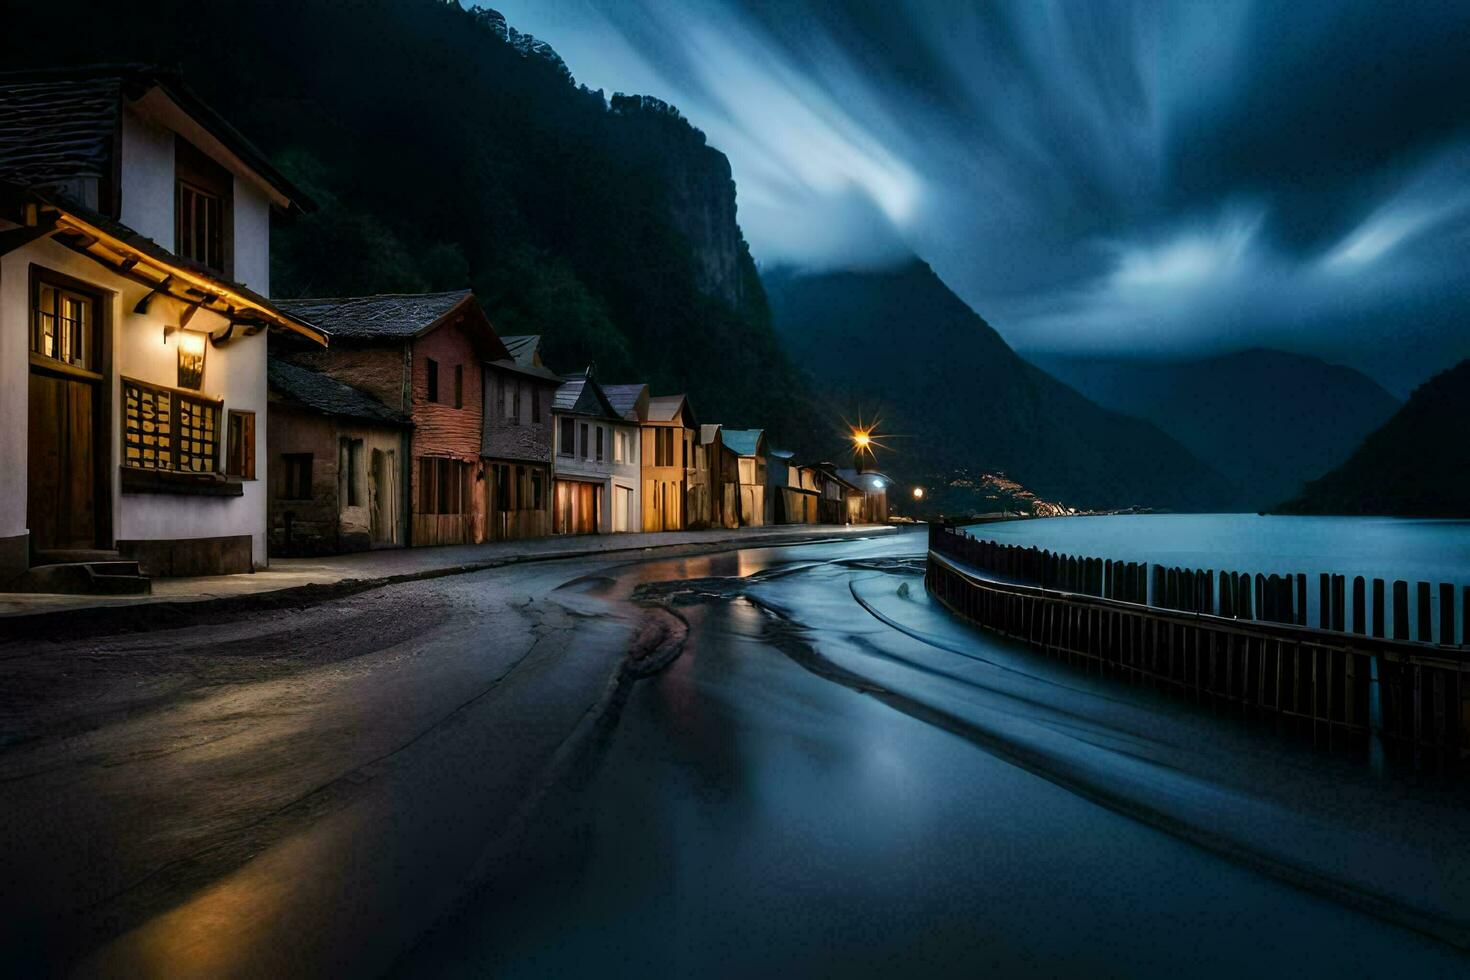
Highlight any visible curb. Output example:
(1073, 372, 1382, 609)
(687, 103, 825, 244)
(1, 527, 903, 641)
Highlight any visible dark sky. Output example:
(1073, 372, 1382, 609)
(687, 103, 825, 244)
(489, 1, 1470, 393)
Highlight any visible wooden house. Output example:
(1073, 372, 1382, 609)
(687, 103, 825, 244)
(698, 424, 739, 529)
(837, 467, 891, 524)
(721, 428, 769, 527)
(275, 290, 507, 547)
(266, 358, 409, 555)
(552, 372, 640, 534)
(0, 66, 327, 588)
(769, 449, 820, 524)
(638, 394, 698, 532)
(814, 464, 864, 525)
(482, 335, 561, 540)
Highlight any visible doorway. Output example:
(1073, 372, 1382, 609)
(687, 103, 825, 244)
(27, 271, 109, 553)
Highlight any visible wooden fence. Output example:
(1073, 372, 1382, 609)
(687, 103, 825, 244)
(926, 523, 1470, 756)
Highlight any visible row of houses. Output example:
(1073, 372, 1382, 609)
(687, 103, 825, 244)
(0, 66, 887, 591)
(264, 287, 888, 556)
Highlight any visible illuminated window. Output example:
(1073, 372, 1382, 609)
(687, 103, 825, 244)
(123, 378, 220, 473)
(32, 279, 97, 370)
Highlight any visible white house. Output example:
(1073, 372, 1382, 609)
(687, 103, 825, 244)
(0, 66, 325, 587)
(551, 372, 641, 534)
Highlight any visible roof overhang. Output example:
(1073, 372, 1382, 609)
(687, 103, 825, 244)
(13, 187, 326, 345)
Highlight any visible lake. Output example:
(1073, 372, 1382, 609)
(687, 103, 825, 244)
(969, 513, 1470, 591)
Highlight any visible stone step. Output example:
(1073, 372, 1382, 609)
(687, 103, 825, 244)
(31, 548, 124, 566)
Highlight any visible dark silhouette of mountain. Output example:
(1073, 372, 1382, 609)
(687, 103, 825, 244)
(764, 260, 1238, 511)
(1032, 349, 1401, 509)
(1278, 359, 1470, 517)
(0, 0, 825, 453)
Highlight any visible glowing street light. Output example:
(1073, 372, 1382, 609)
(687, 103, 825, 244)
(912, 486, 925, 500)
(852, 429, 872, 452)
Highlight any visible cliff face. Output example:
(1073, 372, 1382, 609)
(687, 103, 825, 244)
(609, 95, 747, 309)
(1279, 358, 1470, 517)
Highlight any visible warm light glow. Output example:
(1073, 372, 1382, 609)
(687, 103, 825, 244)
(912, 487, 924, 500)
(870, 477, 883, 489)
(177, 330, 206, 357)
(852, 429, 872, 450)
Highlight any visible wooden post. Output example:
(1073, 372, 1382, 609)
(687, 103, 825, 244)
(1319, 573, 1330, 630)
(1392, 581, 1409, 641)
(1440, 583, 1455, 646)
(1332, 575, 1345, 633)
(1296, 573, 1307, 626)
(1417, 582, 1432, 643)
(1352, 577, 1366, 634)
(1373, 579, 1386, 639)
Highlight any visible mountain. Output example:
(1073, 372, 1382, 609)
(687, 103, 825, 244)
(763, 260, 1237, 512)
(0, 0, 824, 453)
(1278, 359, 1470, 517)
(1031, 349, 1402, 509)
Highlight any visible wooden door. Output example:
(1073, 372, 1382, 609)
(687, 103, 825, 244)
(28, 371, 98, 550)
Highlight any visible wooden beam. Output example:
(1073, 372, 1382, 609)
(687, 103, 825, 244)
(133, 276, 175, 314)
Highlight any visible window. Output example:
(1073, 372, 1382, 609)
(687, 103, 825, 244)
(497, 375, 508, 419)
(530, 470, 545, 510)
(343, 438, 364, 506)
(559, 417, 575, 456)
(122, 378, 221, 473)
(282, 453, 313, 499)
(579, 422, 589, 460)
(511, 379, 521, 424)
(175, 181, 224, 271)
(32, 278, 98, 371)
(532, 388, 541, 423)
(595, 426, 604, 462)
(417, 457, 470, 515)
(175, 138, 231, 272)
(454, 364, 464, 409)
(655, 428, 674, 467)
(426, 358, 439, 403)
(226, 410, 256, 479)
(495, 463, 511, 512)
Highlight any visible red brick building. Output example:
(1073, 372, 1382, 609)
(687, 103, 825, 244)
(274, 291, 507, 546)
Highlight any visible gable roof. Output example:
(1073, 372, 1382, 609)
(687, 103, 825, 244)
(268, 358, 408, 425)
(837, 468, 891, 492)
(275, 291, 509, 361)
(722, 428, 766, 458)
(554, 375, 622, 421)
(0, 65, 313, 213)
(601, 383, 649, 422)
(501, 335, 542, 368)
(647, 394, 696, 427)
(699, 423, 722, 446)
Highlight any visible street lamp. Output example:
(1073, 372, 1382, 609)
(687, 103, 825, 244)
(912, 486, 925, 500)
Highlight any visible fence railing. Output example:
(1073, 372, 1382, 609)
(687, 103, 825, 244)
(926, 523, 1470, 756)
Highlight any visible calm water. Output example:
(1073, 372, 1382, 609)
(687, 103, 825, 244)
(972, 514, 1470, 588)
(407, 530, 1470, 977)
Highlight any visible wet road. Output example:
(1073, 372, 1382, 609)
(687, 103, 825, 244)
(410, 530, 1470, 978)
(4, 529, 1470, 976)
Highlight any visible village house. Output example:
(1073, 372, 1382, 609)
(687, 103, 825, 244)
(482, 335, 561, 541)
(274, 290, 507, 547)
(838, 467, 891, 523)
(814, 464, 864, 525)
(638, 394, 698, 532)
(266, 358, 409, 555)
(698, 423, 740, 529)
(769, 449, 820, 524)
(552, 371, 640, 534)
(722, 428, 769, 527)
(0, 66, 326, 588)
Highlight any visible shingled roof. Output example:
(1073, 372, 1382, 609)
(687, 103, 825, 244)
(647, 394, 695, 426)
(554, 375, 621, 420)
(275, 291, 476, 340)
(491, 334, 561, 383)
(601, 383, 648, 422)
(268, 359, 408, 425)
(0, 65, 312, 211)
